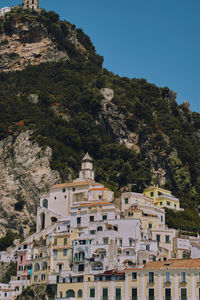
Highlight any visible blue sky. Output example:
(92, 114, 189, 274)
(2, 0, 200, 112)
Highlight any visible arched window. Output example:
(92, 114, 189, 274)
(41, 262, 47, 270)
(182, 251, 187, 259)
(77, 289, 82, 298)
(42, 199, 48, 209)
(97, 226, 103, 231)
(34, 263, 40, 271)
(66, 290, 75, 298)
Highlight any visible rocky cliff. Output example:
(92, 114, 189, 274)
(0, 7, 90, 72)
(0, 131, 60, 238)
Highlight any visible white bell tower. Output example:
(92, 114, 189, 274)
(78, 153, 94, 181)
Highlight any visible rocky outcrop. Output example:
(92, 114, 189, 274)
(0, 131, 60, 238)
(100, 88, 140, 152)
(0, 22, 69, 72)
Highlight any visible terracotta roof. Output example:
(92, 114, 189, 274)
(144, 259, 200, 270)
(52, 180, 98, 189)
(89, 188, 109, 191)
(72, 201, 112, 208)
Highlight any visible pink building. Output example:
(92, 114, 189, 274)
(17, 243, 32, 281)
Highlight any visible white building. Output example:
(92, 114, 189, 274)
(0, 7, 11, 16)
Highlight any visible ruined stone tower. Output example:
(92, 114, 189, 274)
(23, 0, 39, 10)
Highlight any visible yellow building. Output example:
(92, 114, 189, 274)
(143, 186, 182, 211)
(31, 245, 49, 285)
(56, 258, 200, 300)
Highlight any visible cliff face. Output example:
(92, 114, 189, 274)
(0, 8, 90, 72)
(0, 23, 69, 72)
(0, 131, 60, 238)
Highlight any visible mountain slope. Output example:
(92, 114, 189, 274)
(0, 8, 200, 239)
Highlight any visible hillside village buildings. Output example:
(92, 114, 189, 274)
(1, 153, 200, 300)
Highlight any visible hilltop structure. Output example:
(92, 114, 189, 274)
(23, 0, 39, 10)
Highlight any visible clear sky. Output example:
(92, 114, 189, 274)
(2, 0, 200, 112)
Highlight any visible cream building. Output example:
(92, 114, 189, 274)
(56, 258, 200, 300)
(23, 0, 39, 10)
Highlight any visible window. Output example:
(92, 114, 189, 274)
(167, 201, 170, 206)
(58, 264, 62, 271)
(129, 238, 133, 246)
(90, 230, 96, 234)
(161, 216, 163, 222)
(20, 255, 23, 262)
(181, 288, 187, 300)
(174, 204, 176, 208)
(165, 288, 171, 300)
(160, 201, 162, 205)
(150, 192, 154, 197)
(90, 216, 94, 222)
(90, 288, 95, 298)
(165, 272, 171, 283)
(132, 272, 137, 280)
(181, 272, 186, 283)
(119, 239, 122, 246)
(97, 226, 103, 231)
(62, 188, 65, 192)
(53, 250, 57, 259)
(72, 187, 75, 192)
(165, 235, 170, 243)
(102, 215, 107, 220)
(103, 238, 109, 245)
(54, 196, 57, 200)
(78, 264, 84, 272)
(148, 272, 154, 283)
(148, 223, 152, 229)
(182, 251, 187, 260)
(63, 249, 67, 256)
(78, 289, 82, 298)
(156, 235, 160, 242)
(102, 288, 108, 300)
(54, 238, 57, 246)
(64, 237, 67, 245)
(77, 217, 81, 225)
(98, 195, 102, 200)
(59, 292, 63, 298)
(125, 198, 129, 204)
(146, 245, 150, 251)
(132, 288, 137, 300)
(41, 274, 46, 281)
(116, 288, 121, 300)
(149, 288, 154, 300)
(66, 290, 75, 298)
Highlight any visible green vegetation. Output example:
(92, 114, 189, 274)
(0, 8, 200, 230)
(0, 230, 16, 251)
(1, 261, 17, 283)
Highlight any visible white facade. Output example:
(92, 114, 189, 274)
(0, 7, 11, 16)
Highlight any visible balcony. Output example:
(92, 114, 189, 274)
(179, 280, 187, 287)
(164, 280, 171, 286)
(147, 280, 154, 286)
